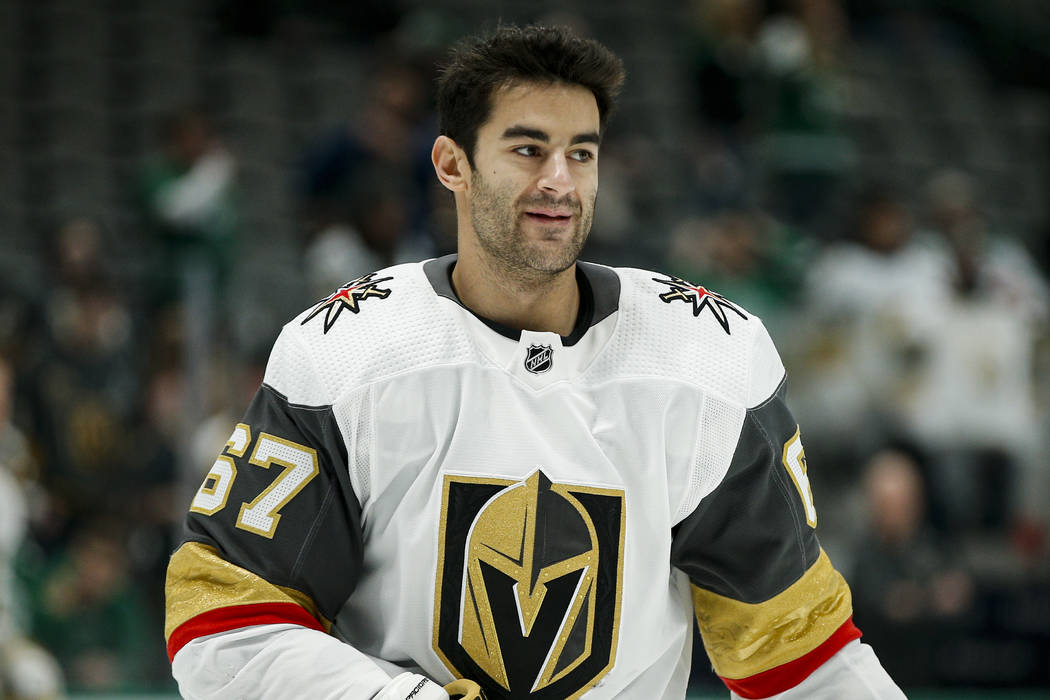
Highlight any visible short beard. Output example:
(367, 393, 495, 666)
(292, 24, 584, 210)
(469, 171, 593, 283)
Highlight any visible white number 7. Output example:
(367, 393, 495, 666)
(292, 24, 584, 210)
(782, 426, 817, 527)
(189, 425, 319, 539)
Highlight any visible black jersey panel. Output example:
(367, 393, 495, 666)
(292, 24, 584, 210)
(181, 383, 364, 620)
(670, 379, 820, 604)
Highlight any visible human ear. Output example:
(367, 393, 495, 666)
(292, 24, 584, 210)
(432, 135, 470, 192)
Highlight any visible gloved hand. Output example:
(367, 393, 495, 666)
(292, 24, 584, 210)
(373, 672, 487, 700)
(444, 678, 486, 699)
(374, 672, 449, 700)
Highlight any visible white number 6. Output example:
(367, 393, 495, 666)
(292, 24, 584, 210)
(190, 424, 251, 516)
(782, 426, 817, 527)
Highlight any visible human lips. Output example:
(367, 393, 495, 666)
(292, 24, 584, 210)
(523, 207, 574, 223)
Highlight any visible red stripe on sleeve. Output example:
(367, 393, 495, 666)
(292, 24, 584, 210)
(720, 616, 863, 699)
(167, 602, 326, 662)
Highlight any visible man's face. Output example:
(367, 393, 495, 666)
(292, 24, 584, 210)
(466, 81, 600, 276)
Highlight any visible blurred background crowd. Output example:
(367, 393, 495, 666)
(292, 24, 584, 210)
(1, 0, 1048, 697)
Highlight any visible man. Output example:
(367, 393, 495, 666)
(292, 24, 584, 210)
(165, 25, 905, 699)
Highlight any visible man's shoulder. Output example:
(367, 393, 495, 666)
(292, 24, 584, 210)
(586, 263, 780, 404)
(290, 262, 422, 337)
(266, 259, 471, 400)
(602, 264, 761, 337)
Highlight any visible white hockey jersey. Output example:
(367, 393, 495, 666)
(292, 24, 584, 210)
(165, 256, 898, 699)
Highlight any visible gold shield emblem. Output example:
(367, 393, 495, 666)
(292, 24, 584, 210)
(433, 471, 625, 699)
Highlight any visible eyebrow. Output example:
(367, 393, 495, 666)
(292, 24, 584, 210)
(501, 125, 601, 146)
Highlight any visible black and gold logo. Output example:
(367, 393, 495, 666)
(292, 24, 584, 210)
(652, 275, 747, 334)
(434, 471, 625, 699)
(301, 272, 393, 333)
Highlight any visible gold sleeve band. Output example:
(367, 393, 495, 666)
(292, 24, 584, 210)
(691, 548, 853, 680)
(164, 541, 330, 641)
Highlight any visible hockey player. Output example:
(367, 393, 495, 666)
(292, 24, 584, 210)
(165, 24, 906, 699)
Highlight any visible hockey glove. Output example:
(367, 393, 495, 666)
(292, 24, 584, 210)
(374, 672, 448, 700)
(444, 679, 486, 699)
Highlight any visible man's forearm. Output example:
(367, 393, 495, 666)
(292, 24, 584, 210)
(171, 623, 392, 699)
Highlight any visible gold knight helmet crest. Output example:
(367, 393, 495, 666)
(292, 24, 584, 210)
(433, 470, 625, 699)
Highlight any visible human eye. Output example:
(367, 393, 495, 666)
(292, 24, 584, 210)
(513, 144, 541, 157)
(569, 148, 596, 163)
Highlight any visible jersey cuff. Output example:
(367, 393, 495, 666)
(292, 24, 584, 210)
(720, 616, 862, 699)
(166, 542, 332, 662)
(167, 601, 327, 661)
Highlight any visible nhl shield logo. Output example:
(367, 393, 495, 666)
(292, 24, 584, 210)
(433, 471, 626, 699)
(524, 344, 553, 374)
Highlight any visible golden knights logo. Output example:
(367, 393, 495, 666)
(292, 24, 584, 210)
(434, 471, 625, 699)
(652, 275, 747, 334)
(301, 272, 393, 333)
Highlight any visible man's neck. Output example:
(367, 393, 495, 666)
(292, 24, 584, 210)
(451, 249, 581, 337)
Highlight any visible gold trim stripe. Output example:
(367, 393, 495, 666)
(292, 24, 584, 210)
(691, 549, 853, 680)
(165, 541, 330, 640)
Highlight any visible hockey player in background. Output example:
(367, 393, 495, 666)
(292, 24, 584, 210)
(165, 24, 905, 699)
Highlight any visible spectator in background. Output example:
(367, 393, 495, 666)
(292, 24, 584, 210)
(20, 218, 138, 542)
(123, 363, 184, 621)
(0, 367, 65, 700)
(0, 355, 39, 491)
(750, 0, 854, 231)
(849, 449, 975, 688)
(0, 352, 52, 575)
(686, 0, 764, 140)
(137, 107, 238, 314)
(299, 58, 437, 299)
(684, 0, 855, 232)
(26, 518, 151, 694)
(788, 183, 948, 485)
(136, 109, 239, 510)
(902, 169, 1050, 542)
(682, 0, 765, 219)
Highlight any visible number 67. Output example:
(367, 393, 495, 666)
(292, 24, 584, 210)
(189, 423, 319, 539)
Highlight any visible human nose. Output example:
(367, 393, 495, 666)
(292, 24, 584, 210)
(537, 152, 574, 196)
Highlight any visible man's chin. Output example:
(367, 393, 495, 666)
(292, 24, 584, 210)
(521, 244, 583, 275)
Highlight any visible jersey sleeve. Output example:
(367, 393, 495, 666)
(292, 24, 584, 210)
(732, 639, 905, 699)
(164, 327, 366, 664)
(670, 324, 865, 698)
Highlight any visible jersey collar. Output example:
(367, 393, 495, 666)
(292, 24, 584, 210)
(422, 254, 620, 348)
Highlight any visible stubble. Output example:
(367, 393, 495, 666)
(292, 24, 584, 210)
(468, 171, 594, 283)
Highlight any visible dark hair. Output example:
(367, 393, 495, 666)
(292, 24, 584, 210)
(436, 24, 626, 165)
